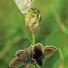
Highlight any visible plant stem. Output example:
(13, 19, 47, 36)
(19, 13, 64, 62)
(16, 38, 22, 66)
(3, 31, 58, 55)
(33, 64, 36, 68)
(58, 48, 64, 68)
(32, 32, 35, 45)
(32, 32, 36, 68)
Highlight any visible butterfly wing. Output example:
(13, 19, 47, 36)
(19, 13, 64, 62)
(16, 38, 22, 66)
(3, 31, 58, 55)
(44, 46, 57, 60)
(16, 47, 33, 64)
(15, 0, 33, 14)
(9, 49, 29, 67)
(16, 50, 26, 59)
(9, 57, 25, 67)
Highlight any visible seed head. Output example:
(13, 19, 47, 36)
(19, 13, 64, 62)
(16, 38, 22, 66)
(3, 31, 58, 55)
(25, 8, 41, 32)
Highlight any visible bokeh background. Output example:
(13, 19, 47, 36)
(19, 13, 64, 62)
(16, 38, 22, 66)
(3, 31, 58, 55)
(0, 0, 68, 68)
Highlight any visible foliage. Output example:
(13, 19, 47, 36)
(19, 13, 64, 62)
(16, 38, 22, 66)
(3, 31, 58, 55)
(0, 0, 68, 68)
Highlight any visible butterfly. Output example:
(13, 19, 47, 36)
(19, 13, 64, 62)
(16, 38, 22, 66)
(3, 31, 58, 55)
(9, 43, 57, 67)
(15, 0, 33, 14)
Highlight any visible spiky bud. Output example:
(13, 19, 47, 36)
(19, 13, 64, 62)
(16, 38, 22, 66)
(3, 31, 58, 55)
(25, 8, 41, 32)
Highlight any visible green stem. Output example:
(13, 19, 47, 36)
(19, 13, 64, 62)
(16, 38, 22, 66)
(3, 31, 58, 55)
(32, 32, 36, 68)
(33, 64, 36, 68)
(32, 32, 35, 45)
(58, 48, 64, 68)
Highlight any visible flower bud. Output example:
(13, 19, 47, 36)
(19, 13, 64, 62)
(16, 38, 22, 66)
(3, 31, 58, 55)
(15, 0, 33, 14)
(25, 8, 41, 32)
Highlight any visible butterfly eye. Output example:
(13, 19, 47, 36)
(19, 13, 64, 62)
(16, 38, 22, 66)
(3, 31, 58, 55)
(44, 46, 57, 60)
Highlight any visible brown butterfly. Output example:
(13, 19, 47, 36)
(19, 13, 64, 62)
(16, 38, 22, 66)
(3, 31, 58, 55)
(9, 43, 57, 67)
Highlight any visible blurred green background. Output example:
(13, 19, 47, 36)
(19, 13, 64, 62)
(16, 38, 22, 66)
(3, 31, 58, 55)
(0, 0, 68, 68)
